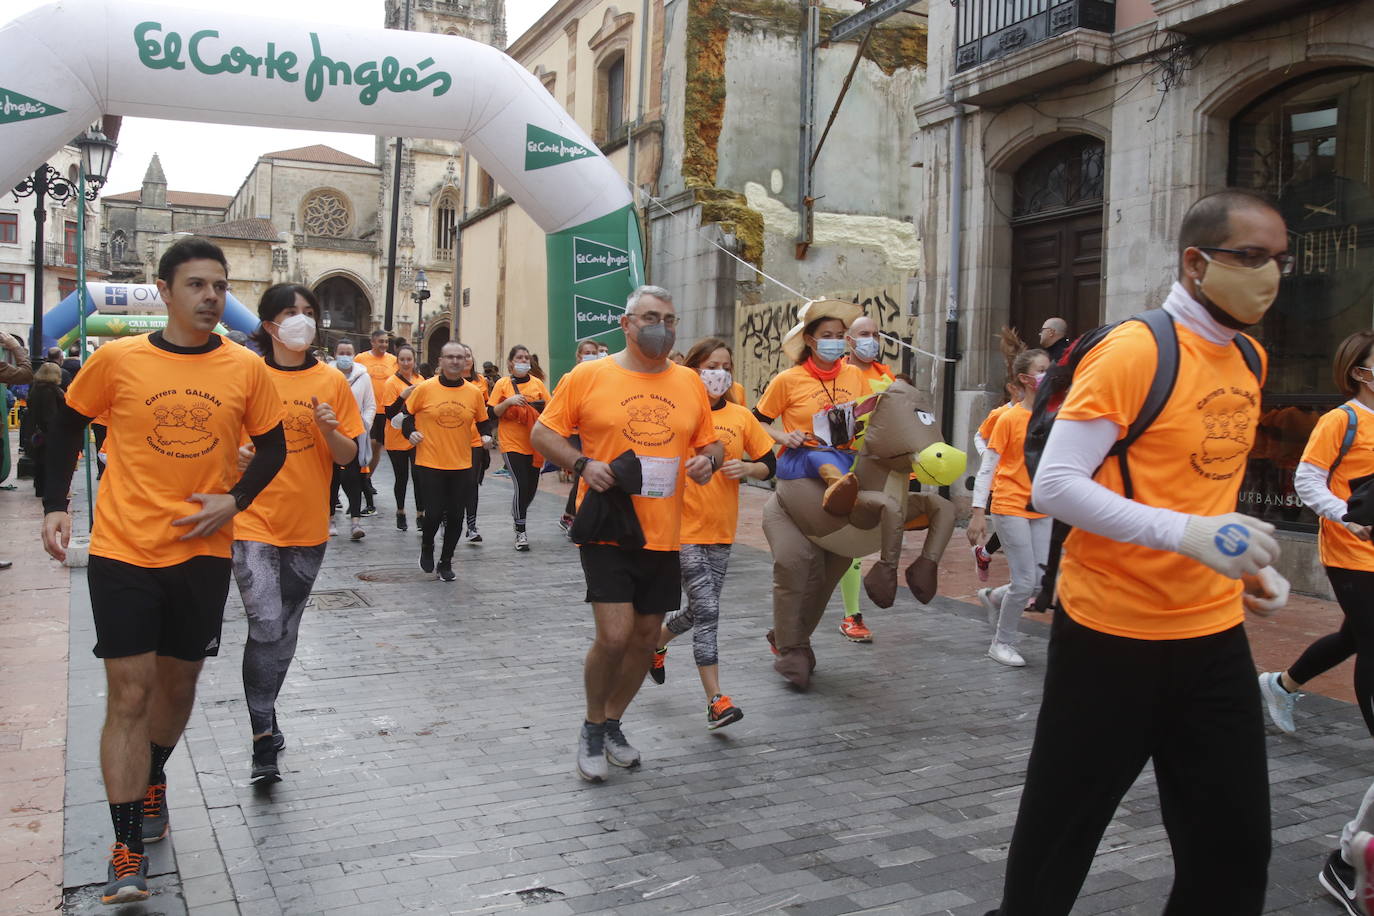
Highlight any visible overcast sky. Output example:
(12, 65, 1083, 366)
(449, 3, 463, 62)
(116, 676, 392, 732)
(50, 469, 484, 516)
(4, 0, 558, 198)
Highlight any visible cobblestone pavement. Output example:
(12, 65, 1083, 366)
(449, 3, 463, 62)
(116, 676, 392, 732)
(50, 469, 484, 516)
(53, 466, 1372, 915)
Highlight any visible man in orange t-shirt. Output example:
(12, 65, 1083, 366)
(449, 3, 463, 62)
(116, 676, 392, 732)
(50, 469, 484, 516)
(844, 315, 895, 385)
(534, 285, 721, 784)
(39, 238, 286, 905)
(991, 191, 1293, 915)
(354, 329, 396, 512)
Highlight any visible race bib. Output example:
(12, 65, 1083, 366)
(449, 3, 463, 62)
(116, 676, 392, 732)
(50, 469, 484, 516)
(638, 455, 681, 499)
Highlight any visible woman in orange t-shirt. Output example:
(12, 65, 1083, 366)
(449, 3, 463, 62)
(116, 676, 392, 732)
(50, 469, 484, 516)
(380, 344, 423, 531)
(489, 345, 552, 552)
(966, 347, 1051, 668)
(647, 338, 775, 730)
(234, 284, 363, 783)
(1260, 330, 1374, 737)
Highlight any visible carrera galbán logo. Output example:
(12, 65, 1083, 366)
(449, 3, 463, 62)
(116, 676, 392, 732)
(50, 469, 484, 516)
(146, 388, 222, 459)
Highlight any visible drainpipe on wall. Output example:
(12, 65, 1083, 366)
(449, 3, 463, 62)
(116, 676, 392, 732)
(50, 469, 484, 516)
(796, 0, 819, 259)
(941, 92, 965, 456)
(630, 0, 652, 278)
(453, 149, 471, 346)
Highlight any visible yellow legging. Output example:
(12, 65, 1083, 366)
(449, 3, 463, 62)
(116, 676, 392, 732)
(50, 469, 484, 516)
(841, 558, 862, 617)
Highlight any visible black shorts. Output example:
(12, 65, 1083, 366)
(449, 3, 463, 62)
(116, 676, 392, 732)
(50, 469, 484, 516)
(579, 544, 681, 615)
(370, 415, 388, 442)
(88, 555, 233, 660)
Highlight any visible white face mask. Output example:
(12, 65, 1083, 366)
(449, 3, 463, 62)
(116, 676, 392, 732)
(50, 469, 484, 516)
(700, 368, 732, 399)
(271, 313, 316, 352)
(1027, 371, 1045, 391)
(814, 338, 847, 362)
(580, 352, 600, 362)
(1357, 367, 1374, 395)
(852, 337, 881, 362)
(512, 361, 531, 376)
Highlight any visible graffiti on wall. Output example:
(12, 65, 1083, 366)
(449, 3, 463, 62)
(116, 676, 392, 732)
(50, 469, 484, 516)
(733, 286, 920, 406)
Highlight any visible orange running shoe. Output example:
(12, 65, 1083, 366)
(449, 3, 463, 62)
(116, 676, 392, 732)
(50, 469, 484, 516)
(839, 613, 874, 643)
(101, 843, 149, 904)
(707, 694, 743, 730)
(648, 647, 667, 685)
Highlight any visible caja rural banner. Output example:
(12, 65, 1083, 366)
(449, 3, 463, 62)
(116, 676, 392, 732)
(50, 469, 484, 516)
(0, 2, 639, 379)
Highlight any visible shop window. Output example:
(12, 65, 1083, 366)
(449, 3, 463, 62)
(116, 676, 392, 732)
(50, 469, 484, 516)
(1230, 68, 1374, 530)
(0, 212, 17, 244)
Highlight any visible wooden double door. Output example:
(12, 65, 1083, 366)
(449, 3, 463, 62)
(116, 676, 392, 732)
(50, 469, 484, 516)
(1009, 208, 1103, 349)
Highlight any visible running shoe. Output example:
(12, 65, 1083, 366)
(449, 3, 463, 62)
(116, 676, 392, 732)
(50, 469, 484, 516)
(329, 520, 338, 537)
(707, 695, 744, 730)
(973, 544, 991, 582)
(978, 587, 1000, 629)
(1258, 671, 1300, 735)
(467, 525, 482, 544)
(419, 543, 435, 574)
(603, 720, 641, 768)
(141, 783, 168, 844)
(1352, 832, 1374, 916)
(1321, 848, 1360, 916)
(396, 512, 408, 532)
(839, 613, 873, 643)
(101, 843, 149, 905)
(559, 513, 574, 532)
(362, 501, 376, 516)
(576, 723, 608, 783)
(250, 735, 281, 785)
(350, 520, 366, 541)
(437, 562, 455, 582)
(648, 647, 667, 685)
(987, 641, 1026, 667)
(514, 530, 530, 552)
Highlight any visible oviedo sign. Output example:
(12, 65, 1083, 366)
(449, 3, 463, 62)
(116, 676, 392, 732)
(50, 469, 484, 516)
(0, 1, 638, 381)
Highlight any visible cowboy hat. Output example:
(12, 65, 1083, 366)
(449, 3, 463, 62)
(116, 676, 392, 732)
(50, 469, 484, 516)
(781, 298, 866, 363)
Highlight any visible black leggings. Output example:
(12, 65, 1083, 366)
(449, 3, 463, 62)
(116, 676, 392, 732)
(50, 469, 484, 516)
(416, 466, 475, 562)
(387, 449, 423, 515)
(998, 611, 1269, 915)
(464, 446, 490, 528)
(1288, 566, 1374, 737)
(330, 458, 363, 518)
(504, 451, 540, 528)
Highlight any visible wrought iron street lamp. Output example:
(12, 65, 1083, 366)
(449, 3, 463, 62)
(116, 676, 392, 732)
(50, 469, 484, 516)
(410, 268, 430, 344)
(12, 128, 117, 354)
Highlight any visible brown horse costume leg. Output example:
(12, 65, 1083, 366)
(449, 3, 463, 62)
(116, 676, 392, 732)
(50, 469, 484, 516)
(902, 491, 956, 604)
(763, 495, 852, 690)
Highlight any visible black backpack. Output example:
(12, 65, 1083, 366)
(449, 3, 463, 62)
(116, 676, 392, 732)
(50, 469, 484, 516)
(1021, 308, 1263, 612)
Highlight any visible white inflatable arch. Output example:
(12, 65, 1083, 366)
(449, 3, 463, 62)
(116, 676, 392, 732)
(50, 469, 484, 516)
(0, 2, 638, 378)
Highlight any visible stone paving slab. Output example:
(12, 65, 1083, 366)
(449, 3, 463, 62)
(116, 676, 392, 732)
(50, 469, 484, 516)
(62, 468, 1369, 915)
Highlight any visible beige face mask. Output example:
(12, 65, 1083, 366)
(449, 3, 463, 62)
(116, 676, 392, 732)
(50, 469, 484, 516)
(1198, 253, 1280, 326)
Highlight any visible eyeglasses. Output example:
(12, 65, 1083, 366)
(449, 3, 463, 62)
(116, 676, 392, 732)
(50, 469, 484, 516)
(1198, 247, 1296, 277)
(628, 310, 678, 328)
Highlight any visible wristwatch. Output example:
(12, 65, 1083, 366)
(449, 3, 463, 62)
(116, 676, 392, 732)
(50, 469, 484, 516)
(231, 489, 252, 512)
(573, 456, 590, 475)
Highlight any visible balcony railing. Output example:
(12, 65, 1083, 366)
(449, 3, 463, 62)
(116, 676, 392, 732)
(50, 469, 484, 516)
(43, 242, 110, 272)
(955, 0, 1116, 73)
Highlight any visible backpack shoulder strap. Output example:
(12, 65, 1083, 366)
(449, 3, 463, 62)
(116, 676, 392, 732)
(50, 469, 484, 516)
(1233, 333, 1264, 386)
(1328, 404, 1360, 486)
(1116, 308, 1179, 452)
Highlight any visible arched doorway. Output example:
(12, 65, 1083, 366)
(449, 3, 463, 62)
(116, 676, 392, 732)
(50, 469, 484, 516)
(424, 321, 451, 370)
(314, 276, 371, 350)
(1009, 136, 1106, 344)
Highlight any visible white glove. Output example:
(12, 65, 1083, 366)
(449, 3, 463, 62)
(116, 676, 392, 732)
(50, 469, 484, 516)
(1241, 566, 1289, 617)
(390, 413, 406, 430)
(1178, 513, 1280, 579)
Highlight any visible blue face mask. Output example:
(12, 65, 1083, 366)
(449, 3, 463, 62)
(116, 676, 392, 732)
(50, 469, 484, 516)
(581, 353, 601, 362)
(335, 356, 354, 373)
(814, 338, 847, 362)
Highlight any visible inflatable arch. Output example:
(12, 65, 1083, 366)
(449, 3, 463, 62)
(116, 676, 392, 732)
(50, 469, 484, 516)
(45, 282, 257, 348)
(0, 2, 639, 380)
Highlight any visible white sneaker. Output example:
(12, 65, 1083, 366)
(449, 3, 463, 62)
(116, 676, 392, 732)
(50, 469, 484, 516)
(978, 587, 999, 629)
(988, 641, 1025, 667)
(350, 520, 366, 541)
(329, 521, 338, 537)
(514, 530, 529, 552)
(1258, 671, 1299, 734)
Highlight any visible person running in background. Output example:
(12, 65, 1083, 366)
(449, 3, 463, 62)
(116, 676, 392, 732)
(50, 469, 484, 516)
(755, 299, 873, 643)
(459, 343, 492, 543)
(328, 342, 375, 541)
(648, 337, 774, 729)
(40, 238, 285, 905)
(533, 285, 721, 783)
(1255, 329, 1374, 914)
(558, 339, 605, 530)
(972, 328, 1030, 580)
(234, 284, 362, 784)
(966, 346, 1051, 667)
(403, 341, 491, 581)
(381, 344, 424, 532)
(354, 329, 395, 515)
(489, 345, 552, 552)
(25, 362, 65, 502)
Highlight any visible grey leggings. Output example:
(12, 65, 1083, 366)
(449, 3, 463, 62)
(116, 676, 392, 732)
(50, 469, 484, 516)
(232, 540, 327, 736)
(987, 514, 1052, 645)
(666, 543, 732, 667)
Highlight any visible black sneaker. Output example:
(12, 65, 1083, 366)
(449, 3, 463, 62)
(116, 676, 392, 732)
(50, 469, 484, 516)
(1321, 849, 1360, 915)
(396, 512, 408, 532)
(419, 542, 435, 574)
(250, 736, 281, 785)
(271, 712, 285, 752)
(437, 562, 455, 582)
(362, 501, 377, 516)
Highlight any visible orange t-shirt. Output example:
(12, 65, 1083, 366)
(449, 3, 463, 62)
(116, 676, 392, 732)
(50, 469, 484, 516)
(978, 403, 1013, 444)
(355, 350, 398, 414)
(1056, 320, 1266, 640)
(756, 363, 869, 440)
(682, 401, 775, 545)
(489, 375, 552, 458)
(404, 376, 487, 470)
(467, 375, 490, 448)
(380, 373, 420, 452)
(987, 405, 1043, 519)
(235, 360, 365, 546)
(65, 334, 284, 567)
(728, 381, 747, 406)
(1300, 402, 1374, 572)
(848, 358, 894, 385)
(539, 358, 717, 551)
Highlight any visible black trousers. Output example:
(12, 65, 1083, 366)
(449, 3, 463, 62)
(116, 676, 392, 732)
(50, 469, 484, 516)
(417, 466, 475, 563)
(504, 451, 540, 527)
(997, 611, 1270, 915)
(1289, 566, 1374, 737)
(464, 446, 490, 528)
(330, 458, 363, 518)
(387, 448, 423, 516)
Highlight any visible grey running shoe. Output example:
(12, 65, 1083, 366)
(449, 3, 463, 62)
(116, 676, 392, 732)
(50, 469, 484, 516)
(101, 843, 149, 905)
(603, 720, 641, 768)
(514, 530, 530, 551)
(1259, 672, 1299, 734)
(141, 783, 168, 844)
(577, 723, 608, 783)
